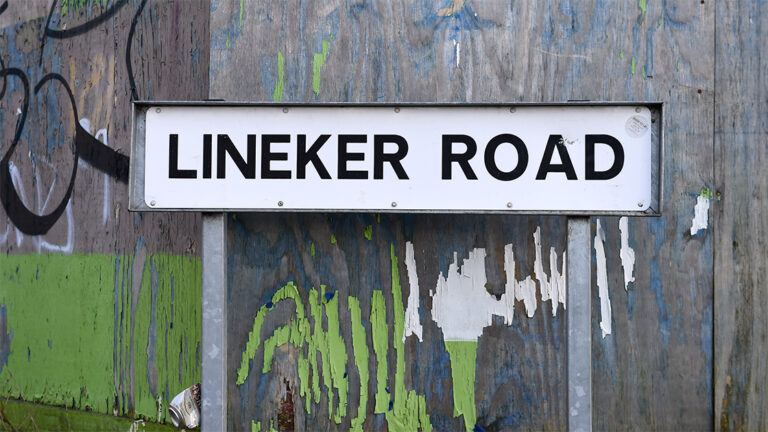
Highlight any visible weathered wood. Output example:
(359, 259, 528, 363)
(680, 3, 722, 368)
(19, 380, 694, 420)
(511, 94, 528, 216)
(714, 2, 768, 431)
(227, 213, 567, 431)
(210, 0, 715, 430)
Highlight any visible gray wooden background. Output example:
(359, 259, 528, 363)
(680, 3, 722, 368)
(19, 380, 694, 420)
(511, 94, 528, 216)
(0, 0, 765, 430)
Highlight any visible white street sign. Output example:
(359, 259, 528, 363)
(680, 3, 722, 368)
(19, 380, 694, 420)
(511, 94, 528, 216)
(130, 104, 660, 214)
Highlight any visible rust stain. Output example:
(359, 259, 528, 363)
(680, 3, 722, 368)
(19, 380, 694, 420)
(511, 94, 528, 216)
(277, 379, 294, 432)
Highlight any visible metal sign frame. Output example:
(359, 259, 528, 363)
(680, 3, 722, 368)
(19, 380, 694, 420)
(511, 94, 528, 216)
(129, 101, 663, 216)
(128, 101, 663, 432)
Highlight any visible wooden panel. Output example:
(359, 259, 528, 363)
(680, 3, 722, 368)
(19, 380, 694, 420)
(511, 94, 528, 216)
(227, 213, 567, 431)
(210, 0, 715, 429)
(714, 2, 768, 431)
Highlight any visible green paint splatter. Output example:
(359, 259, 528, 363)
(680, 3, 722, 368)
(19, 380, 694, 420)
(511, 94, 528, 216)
(677, 61, 680, 71)
(642, 65, 646, 77)
(236, 247, 433, 430)
(61, 0, 107, 14)
(700, 187, 714, 199)
(445, 341, 478, 432)
(239, 0, 244, 28)
(236, 283, 347, 423)
(312, 39, 331, 96)
(377, 214, 381, 224)
(386, 245, 432, 431)
(252, 420, 260, 432)
(639, 0, 647, 13)
(631, 57, 636, 75)
(364, 225, 373, 241)
(619, 50, 624, 59)
(311, 242, 316, 258)
(331, 234, 337, 244)
(273, 52, 285, 102)
(371, 290, 389, 413)
(226, 36, 230, 49)
(348, 298, 369, 431)
(0, 253, 201, 422)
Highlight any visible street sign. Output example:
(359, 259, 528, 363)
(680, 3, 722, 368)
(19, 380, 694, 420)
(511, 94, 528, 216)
(130, 103, 661, 215)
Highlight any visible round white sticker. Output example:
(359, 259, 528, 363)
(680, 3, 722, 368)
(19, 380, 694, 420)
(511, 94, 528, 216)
(625, 114, 650, 138)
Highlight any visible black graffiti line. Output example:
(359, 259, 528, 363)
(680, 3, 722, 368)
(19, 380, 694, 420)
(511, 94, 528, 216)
(44, 0, 130, 38)
(0, 1, 8, 16)
(126, 0, 147, 101)
(40, 0, 130, 66)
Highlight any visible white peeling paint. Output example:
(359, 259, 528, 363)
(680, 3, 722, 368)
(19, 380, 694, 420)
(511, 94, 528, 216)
(402, 241, 424, 342)
(690, 195, 710, 235)
(619, 217, 635, 290)
(594, 219, 612, 338)
(432, 248, 511, 341)
(534, 227, 567, 316)
(429, 227, 566, 341)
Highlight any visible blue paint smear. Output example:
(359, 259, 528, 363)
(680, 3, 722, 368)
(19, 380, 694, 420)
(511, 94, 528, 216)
(324, 292, 334, 302)
(0, 303, 10, 373)
(647, 216, 670, 346)
(473, 424, 486, 432)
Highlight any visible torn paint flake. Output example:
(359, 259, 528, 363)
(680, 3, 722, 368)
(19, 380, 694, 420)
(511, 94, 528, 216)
(690, 195, 710, 235)
(595, 219, 612, 338)
(504, 244, 537, 319)
(533, 227, 566, 316)
(402, 242, 423, 342)
(619, 217, 635, 290)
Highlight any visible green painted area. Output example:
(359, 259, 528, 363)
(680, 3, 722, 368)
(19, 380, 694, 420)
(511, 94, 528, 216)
(310, 242, 316, 258)
(0, 253, 201, 424)
(385, 245, 432, 431)
(638, 0, 647, 13)
(331, 234, 337, 244)
(312, 39, 332, 95)
(370, 290, 389, 413)
(348, 298, 369, 431)
(364, 225, 373, 241)
(642, 66, 646, 77)
(239, 0, 245, 28)
(235, 248, 441, 430)
(619, 50, 624, 59)
(226, 36, 230, 49)
(445, 341, 478, 432)
(700, 187, 715, 200)
(236, 283, 348, 423)
(250, 419, 278, 432)
(677, 61, 680, 71)
(61, 0, 107, 14)
(0, 399, 176, 431)
(273, 52, 285, 102)
(631, 57, 637, 75)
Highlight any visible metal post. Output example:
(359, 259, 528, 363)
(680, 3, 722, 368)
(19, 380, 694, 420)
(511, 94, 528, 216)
(202, 213, 227, 431)
(567, 217, 591, 432)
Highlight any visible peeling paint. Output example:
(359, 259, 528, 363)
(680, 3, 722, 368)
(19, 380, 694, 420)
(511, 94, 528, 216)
(445, 341, 477, 432)
(533, 227, 566, 316)
(690, 195, 710, 235)
(272, 52, 285, 102)
(348, 298, 369, 431)
(595, 219, 612, 338)
(402, 242, 423, 342)
(619, 217, 635, 290)
(312, 38, 331, 96)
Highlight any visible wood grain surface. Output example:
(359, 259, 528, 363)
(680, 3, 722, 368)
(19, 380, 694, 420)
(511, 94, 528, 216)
(208, 0, 717, 430)
(714, 2, 768, 431)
